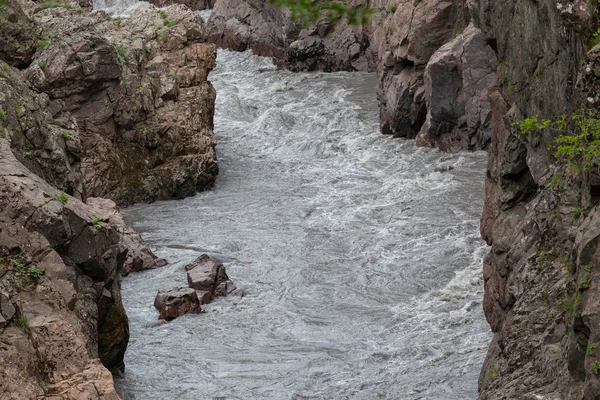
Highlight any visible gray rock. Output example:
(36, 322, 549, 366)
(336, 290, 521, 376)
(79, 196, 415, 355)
(185, 254, 229, 293)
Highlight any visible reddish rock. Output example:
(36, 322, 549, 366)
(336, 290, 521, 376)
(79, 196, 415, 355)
(154, 287, 202, 321)
(87, 198, 168, 275)
(195, 290, 213, 304)
(185, 254, 229, 292)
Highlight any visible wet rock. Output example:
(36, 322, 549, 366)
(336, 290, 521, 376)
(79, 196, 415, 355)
(87, 198, 168, 275)
(195, 290, 213, 305)
(185, 254, 229, 293)
(154, 287, 202, 321)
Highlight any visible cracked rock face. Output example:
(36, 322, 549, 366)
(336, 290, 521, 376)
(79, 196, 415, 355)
(205, 0, 493, 151)
(13, 2, 219, 206)
(0, 138, 126, 399)
(0, 0, 219, 397)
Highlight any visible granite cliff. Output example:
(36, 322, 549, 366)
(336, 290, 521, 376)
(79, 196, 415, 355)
(0, 0, 218, 397)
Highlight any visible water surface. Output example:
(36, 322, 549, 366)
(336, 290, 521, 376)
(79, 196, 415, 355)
(116, 48, 490, 400)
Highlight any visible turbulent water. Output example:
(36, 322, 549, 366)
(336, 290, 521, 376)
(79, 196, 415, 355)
(115, 47, 491, 399)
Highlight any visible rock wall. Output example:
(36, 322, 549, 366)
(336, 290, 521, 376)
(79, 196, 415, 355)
(206, 0, 375, 71)
(0, 0, 219, 397)
(206, 0, 495, 150)
(475, 1, 600, 399)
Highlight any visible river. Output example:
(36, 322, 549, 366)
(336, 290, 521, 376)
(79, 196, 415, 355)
(114, 43, 491, 399)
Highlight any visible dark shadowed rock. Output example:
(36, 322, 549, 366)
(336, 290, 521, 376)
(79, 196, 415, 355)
(147, 0, 215, 11)
(415, 24, 495, 151)
(154, 287, 202, 321)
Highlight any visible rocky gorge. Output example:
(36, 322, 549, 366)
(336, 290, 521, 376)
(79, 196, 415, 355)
(0, 0, 218, 397)
(2, 0, 600, 399)
(204, 0, 600, 397)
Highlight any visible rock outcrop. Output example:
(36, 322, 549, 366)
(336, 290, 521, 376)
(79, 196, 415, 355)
(0, 0, 220, 397)
(147, 0, 215, 11)
(32, 4, 218, 206)
(0, 138, 127, 399)
(206, 0, 375, 71)
(154, 254, 242, 320)
(154, 287, 203, 320)
(87, 197, 168, 275)
(205, 0, 494, 151)
(476, 1, 600, 399)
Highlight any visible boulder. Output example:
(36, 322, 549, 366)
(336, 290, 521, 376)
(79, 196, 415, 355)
(154, 287, 202, 321)
(185, 254, 229, 292)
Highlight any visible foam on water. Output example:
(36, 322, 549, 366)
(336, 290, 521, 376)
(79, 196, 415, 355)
(115, 48, 491, 399)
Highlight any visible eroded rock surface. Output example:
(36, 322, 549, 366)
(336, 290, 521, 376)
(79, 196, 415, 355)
(0, 138, 126, 399)
(206, 0, 493, 151)
(154, 254, 241, 321)
(154, 287, 202, 320)
(0, 0, 219, 397)
(87, 197, 168, 275)
(476, 1, 600, 399)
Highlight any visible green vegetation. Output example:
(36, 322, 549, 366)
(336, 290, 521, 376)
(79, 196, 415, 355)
(581, 277, 592, 290)
(62, 131, 69, 139)
(514, 109, 600, 170)
(26, 265, 43, 280)
(35, 39, 49, 49)
(554, 110, 600, 169)
(0, 0, 8, 13)
(41, 1, 71, 9)
(91, 216, 102, 230)
(588, 344, 596, 355)
(11, 259, 25, 271)
(594, 360, 600, 375)
(269, 0, 374, 26)
(485, 364, 499, 381)
(114, 45, 126, 59)
(387, 4, 397, 13)
(172, 117, 177, 122)
(38, 61, 47, 70)
(0, 108, 6, 122)
(590, 27, 600, 49)
(513, 116, 551, 136)
(16, 315, 29, 329)
(571, 206, 582, 218)
(557, 291, 582, 318)
(55, 190, 68, 204)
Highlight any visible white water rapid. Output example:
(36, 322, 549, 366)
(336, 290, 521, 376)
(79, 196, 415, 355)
(114, 46, 491, 399)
